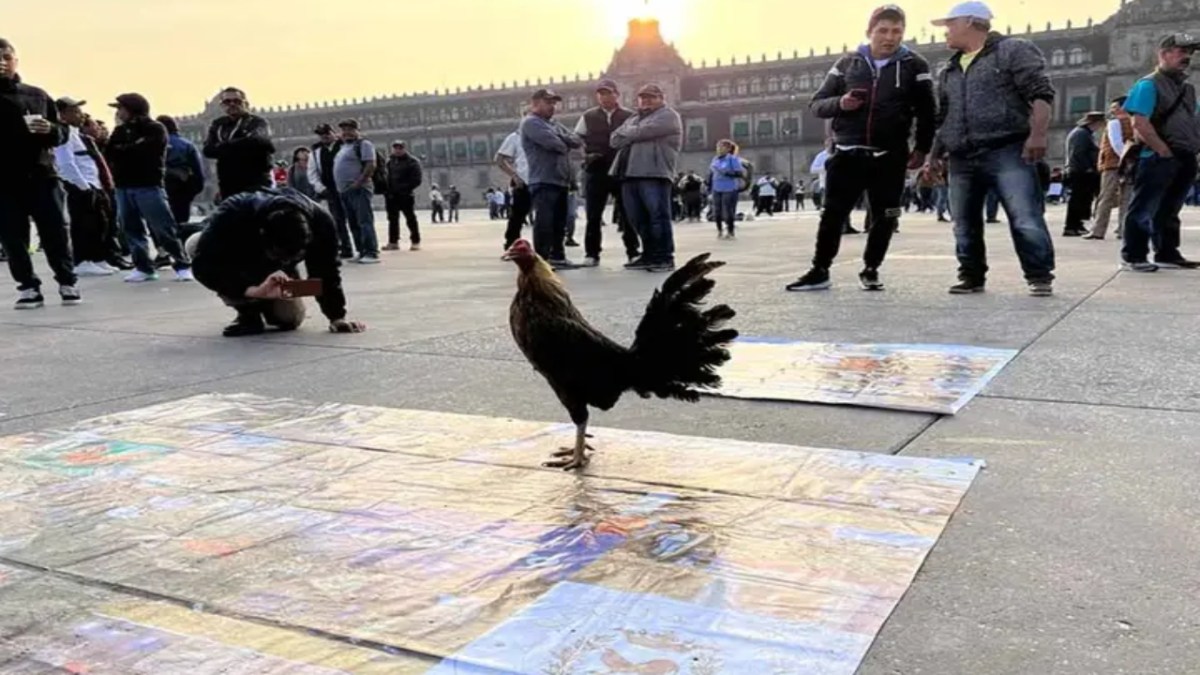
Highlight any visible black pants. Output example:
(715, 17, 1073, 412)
(682, 193, 703, 220)
(384, 192, 421, 244)
(529, 184, 568, 261)
(0, 179, 77, 290)
(812, 149, 907, 270)
(583, 169, 639, 260)
(431, 203, 445, 223)
(447, 205, 459, 222)
(1065, 172, 1100, 232)
(165, 185, 197, 227)
(503, 184, 533, 250)
(65, 186, 110, 264)
(796, 195, 806, 210)
(756, 196, 775, 215)
(323, 194, 354, 256)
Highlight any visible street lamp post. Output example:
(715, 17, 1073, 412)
(786, 94, 798, 182)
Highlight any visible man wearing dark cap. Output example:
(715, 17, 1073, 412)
(309, 123, 354, 258)
(1121, 33, 1200, 271)
(519, 88, 584, 268)
(106, 93, 193, 283)
(332, 118, 380, 263)
(1063, 111, 1105, 237)
(611, 83, 683, 273)
(55, 97, 116, 277)
(0, 37, 80, 308)
(787, 4, 935, 292)
(574, 79, 636, 266)
(203, 86, 274, 200)
(1087, 96, 1133, 241)
(383, 140, 423, 251)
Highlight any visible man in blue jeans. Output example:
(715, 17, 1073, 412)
(1120, 33, 1200, 272)
(105, 93, 192, 283)
(929, 2, 1056, 296)
(332, 119, 380, 264)
(520, 88, 583, 269)
(611, 84, 683, 273)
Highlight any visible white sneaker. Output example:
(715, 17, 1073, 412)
(174, 268, 195, 282)
(96, 261, 118, 273)
(124, 270, 159, 283)
(14, 288, 44, 310)
(357, 255, 381, 265)
(59, 285, 82, 306)
(74, 261, 113, 277)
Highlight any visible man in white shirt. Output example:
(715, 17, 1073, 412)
(755, 174, 778, 215)
(54, 97, 114, 277)
(1087, 95, 1134, 240)
(496, 129, 533, 251)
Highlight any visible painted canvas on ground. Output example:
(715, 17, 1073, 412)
(711, 339, 1018, 414)
(0, 394, 981, 673)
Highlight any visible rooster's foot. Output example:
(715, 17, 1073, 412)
(543, 454, 591, 471)
(550, 445, 595, 458)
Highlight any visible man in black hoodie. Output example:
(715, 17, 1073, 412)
(0, 37, 80, 309)
(188, 189, 366, 337)
(786, 5, 935, 293)
(383, 140, 423, 250)
(105, 93, 193, 283)
(203, 87, 274, 200)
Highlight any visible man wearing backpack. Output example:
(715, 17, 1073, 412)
(333, 119, 381, 264)
(1120, 33, 1200, 272)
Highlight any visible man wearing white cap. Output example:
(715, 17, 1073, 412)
(929, 1, 1057, 297)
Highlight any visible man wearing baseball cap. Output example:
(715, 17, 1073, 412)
(519, 88, 584, 268)
(929, 0, 1057, 296)
(573, 79, 637, 266)
(1119, 33, 1200, 271)
(1062, 111, 1106, 237)
(786, 4, 936, 293)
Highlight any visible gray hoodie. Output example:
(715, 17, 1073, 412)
(934, 33, 1056, 156)
(519, 114, 582, 187)
(610, 105, 683, 180)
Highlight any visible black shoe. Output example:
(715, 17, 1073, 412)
(645, 260, 676, 273)
(859, 267, 885, 291)
(14, 289, 44, 310)
(565, 239, 580, 248)
(222, 312, 266, 338)
(108, 257, 134, 271)
(339, 251, 356, 260)
(1062, 229, 1087, 237)
(949, 280, 986, 294)
(153, 255, 173, 269)
(937, 216, 949, 223)
(624, 257, 652, 270)
(1120, 261, 1159, 273)
(785, 268, 831, 292)
(1028, 280, 1053, 297)
(1153, 257, 1200, 270)
(985, 219, 1001, 224)
(549, 258, 580, 271)
(843, 226, 861, 235)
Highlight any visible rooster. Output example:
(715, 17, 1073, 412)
(502, 239, 738, 471)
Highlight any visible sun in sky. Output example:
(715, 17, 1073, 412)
(606, 0, 690, 42)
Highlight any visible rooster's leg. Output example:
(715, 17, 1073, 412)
(545, 423, 593, 471)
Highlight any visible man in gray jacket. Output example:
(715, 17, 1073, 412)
(520, 88, 583, 269)
(929, 1, 1057, 297)
(611, 84, 683, 273)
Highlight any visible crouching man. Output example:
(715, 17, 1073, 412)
(189, 188, 367, 337)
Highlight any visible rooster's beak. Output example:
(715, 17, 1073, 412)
(500, 251, 514, 261)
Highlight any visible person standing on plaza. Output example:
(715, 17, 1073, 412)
(496, 129, 532, 251)
(795, 179, 807, 210)
(709, 139, 746, 239)
(429, 184, 445, 223)
(574, 79, 637, 266)
(787, 5, 936, 292)
(755, 174, 777, 216)
(520, 88, 584, 268)
(157, 114, 206, 229)
(611, 84, 682, 273)
(1120, 34, 1200, 271)
(1063, 112, 1105, 237)
(54, 97, 115, 277)
(0, 38, 80, 308)
(309, 124, 355, 259)
(1086, 96, 1134, 241)
(105, 93, 193, 283)
(331, 118, 380, 264)
(286, 147, 318, 200)
(446, 185, 461, 223)
(203, 87, 274, 200)
(927, 1, 1057, 296)
(677, 170, 704, 221)
(383, 141, 423, 251)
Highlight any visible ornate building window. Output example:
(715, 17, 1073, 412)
(1068, 47, 1086, 65)
(798, 73, 812, 90)
(1051, 49, 1065, 67)
(756, 119, 775, 139)
(732, 120, 750, 140)
(706, 83, 720, 99)
(767, 76, 780, 93)
(750, 78, 763, 95)
(736, 79, 749, 96)
(781, 75, 793, 91)
(719, 82, 731, 98)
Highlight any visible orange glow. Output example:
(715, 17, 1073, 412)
(606, 0, 689, 42)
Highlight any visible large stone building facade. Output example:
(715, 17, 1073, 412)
(178, 0, 1200, 207)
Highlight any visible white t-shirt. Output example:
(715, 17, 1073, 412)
(497, 131, 529, 183)
(54, 127, 102, 190)
(1107, 118, 1127, 154)
(756, 176, 777, 197)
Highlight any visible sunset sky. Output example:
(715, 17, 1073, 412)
(6, 0, 1122, 116)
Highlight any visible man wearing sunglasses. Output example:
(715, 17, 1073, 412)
(203, 86, 275, 201)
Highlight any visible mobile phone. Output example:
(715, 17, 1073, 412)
(849, 89, 869, 101)
(283, 278, 323, 298)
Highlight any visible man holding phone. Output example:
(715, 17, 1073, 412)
(0, 37, 81, 309)
(189, 188, 366, 337)
(787, 5, 936, 292)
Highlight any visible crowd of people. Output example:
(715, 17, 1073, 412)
(1, 0, 1198, 334)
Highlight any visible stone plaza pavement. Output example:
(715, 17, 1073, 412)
(0, 204, 1197, 674)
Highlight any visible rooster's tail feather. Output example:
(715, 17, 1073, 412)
(629, 253, 738, 400)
